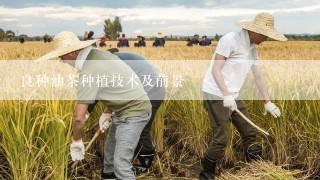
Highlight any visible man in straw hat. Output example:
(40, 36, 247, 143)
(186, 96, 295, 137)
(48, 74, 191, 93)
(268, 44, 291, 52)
(200, 12, 287, 179)
(134, 35, 146, 47)
(38, 31, 152, 179)
(153, 32, 165, 47)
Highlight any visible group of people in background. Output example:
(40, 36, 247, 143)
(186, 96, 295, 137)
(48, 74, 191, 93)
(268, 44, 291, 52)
(19, 31, 212, 47)
(118, 32, 166, 47)
(187, 34, 212, 46)
(82, 31, 166, 48)
(62, 30, 214, 48)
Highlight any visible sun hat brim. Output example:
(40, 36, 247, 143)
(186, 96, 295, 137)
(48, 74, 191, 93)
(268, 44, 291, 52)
(37, 39, 98, 61)
(236, 21, 287, 41)
(155, 32, 165, 38)
(156, 35, 165, 38)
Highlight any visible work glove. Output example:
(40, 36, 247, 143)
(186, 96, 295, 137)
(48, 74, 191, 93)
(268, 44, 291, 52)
(70, 139, 85, 161)
(263, 102, 281, 118)
(99, 112, 113, 133)
(223, 95, 237, 111)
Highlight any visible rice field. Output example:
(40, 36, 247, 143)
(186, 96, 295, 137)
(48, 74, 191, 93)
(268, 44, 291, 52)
(0, 40, 320, 179)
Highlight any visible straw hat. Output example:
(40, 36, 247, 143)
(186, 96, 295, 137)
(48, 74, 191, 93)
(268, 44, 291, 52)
(155, 32, 165, 38)
(236, 12, 287, 41)
(37, 31, 98, 60)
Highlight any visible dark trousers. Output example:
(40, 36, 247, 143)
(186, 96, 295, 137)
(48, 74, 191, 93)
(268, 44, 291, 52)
(203, 92, 260, 160)
(135, 100, 163, 155)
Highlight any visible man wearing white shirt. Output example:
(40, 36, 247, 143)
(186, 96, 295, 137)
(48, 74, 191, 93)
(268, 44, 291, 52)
(200, 12, 287, 180)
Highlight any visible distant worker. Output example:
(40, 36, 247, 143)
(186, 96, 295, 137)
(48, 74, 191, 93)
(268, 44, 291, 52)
(134, 35, 146, 47)
(84, 31, 97, 47)
(199, 35, 212, 46)
(186, 38, 193, 46)
(19, 36, 25, 44)
(117, 34, 130, 47)
(43, 34, 52, 43)
(84, 31, 94, 40)
(99, 36, 107, 47)
(44, 34, 49, 43)
(153, 32, 165, 47)
(191, 34, 200, 45)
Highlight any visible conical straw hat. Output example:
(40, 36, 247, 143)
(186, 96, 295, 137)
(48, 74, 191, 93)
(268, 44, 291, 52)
(37, 31, 98, 60)
(236, 12, 287, 41)
(155, 32, 165, 38)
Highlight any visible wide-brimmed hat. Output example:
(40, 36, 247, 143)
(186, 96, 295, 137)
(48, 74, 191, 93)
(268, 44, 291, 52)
(236, 12, 287, 41)
(155, 32, 165, 38)
(37, 31, 98, 60)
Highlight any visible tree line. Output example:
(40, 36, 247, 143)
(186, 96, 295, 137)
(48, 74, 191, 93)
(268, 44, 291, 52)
(0, 29, 17, 41)
(1, 20, 320, 42)
(0, 28, 53, 42)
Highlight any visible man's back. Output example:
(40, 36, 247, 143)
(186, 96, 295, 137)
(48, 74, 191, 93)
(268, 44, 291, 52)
(113, 52, 166, 100)
(77, 49, 151, 118)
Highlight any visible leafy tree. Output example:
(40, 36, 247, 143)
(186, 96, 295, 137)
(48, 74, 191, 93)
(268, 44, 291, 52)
(108, 21, 116, 40)
(214, 34, 221, 41)
(6, 30, 15, 37)
(5, 30, 15, 41)
(104, 19, 112, 38)
(113, 16, 122, 38)
(103, 17, 123, 40)
(0, 28, 5, 41)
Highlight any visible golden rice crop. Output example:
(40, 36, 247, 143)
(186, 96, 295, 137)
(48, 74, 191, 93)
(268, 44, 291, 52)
(0, 41, 319, 179)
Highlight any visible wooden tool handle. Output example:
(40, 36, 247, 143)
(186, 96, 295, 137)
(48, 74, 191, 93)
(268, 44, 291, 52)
(235, 109, 270, 136)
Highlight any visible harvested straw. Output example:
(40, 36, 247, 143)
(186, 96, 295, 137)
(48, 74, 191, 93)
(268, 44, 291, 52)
(218, 161, 305, 180)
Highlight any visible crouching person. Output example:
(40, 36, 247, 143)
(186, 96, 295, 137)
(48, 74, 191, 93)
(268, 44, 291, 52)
(134, 36, 146, 47)
(37, 31, 152, 180)
(88, 51, 166, 176)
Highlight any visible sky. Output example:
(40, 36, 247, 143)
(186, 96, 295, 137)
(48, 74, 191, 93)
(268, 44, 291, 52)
(0, 0, 319, 37)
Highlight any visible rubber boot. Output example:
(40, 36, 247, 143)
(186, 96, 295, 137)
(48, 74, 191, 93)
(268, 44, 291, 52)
(101, 171, 117, 180)
(199, 155, 217, 180)
(245, 146, 262, 162)
(132, 154, 154, 175)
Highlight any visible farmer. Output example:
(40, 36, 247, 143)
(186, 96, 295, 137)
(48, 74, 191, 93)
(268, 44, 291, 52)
(186, 38, 193, 46)
(84, 31, 97, 47)
(99, 36, 107, 47)
(191, 34, 200, 45)
(199, 35, 211, 46)
(153, 32, 165, 47)
(37, 31, 152, 180)
(134, 35, 146, 47)
(200, 12, 287, 179)
(88, 51, 165, 175)
(84, 31, 94, 40)
(117, 33, 130, 47)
